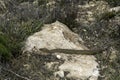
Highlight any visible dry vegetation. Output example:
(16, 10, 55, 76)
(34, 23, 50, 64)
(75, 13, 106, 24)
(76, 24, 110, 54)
(0, 0, 120, 80)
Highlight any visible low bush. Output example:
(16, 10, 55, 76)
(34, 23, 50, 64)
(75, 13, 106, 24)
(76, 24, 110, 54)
(0, 20, 43, 61)
(0, 35, 12, 61)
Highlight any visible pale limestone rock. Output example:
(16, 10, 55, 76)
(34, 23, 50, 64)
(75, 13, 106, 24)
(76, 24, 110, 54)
(24, 21, 99, 80)
(24, 21, 86, 52)
(54, 53, 99, 80)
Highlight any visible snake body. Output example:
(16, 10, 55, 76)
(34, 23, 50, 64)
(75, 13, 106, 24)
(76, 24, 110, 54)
(39, 48, 103, 55)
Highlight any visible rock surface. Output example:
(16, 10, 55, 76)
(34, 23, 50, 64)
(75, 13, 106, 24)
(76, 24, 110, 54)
(24, 21, 86, 52)
(24, 21, 99, 80)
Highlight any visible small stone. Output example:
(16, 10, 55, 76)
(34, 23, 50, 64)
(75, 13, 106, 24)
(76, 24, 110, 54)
(56, 55, 61, 59)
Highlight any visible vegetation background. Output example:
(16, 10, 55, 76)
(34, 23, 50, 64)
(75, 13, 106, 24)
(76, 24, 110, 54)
(0, 0, 120, 80)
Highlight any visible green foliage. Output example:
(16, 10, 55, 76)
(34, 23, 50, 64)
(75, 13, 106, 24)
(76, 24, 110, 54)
(96, 10, 120, 21)
(38, 0, 48, 5)
(105, 0, 120, 7)
(0, 35, 12, 60)
(20, 20, 43, 37)
(0, 35, 8, 47)
(96, 11, 116, 21)
(102, 11, 116, 20)
(0, 19, 43, 60)
(0, 44, 11, 60)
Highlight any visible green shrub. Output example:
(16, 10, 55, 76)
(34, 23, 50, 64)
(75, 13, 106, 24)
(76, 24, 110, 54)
(0, 44, 11, 60)
(38, 0, 48, 5)
(105, 0, 120, 7)
(0, 35, 8, 47)
(0, 20, 43, 60)
(0, 35, 12, 61)
(96, 11, 120, 21)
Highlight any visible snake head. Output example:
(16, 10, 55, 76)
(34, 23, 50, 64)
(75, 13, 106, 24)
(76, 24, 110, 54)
(39, 48, 50, 52)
